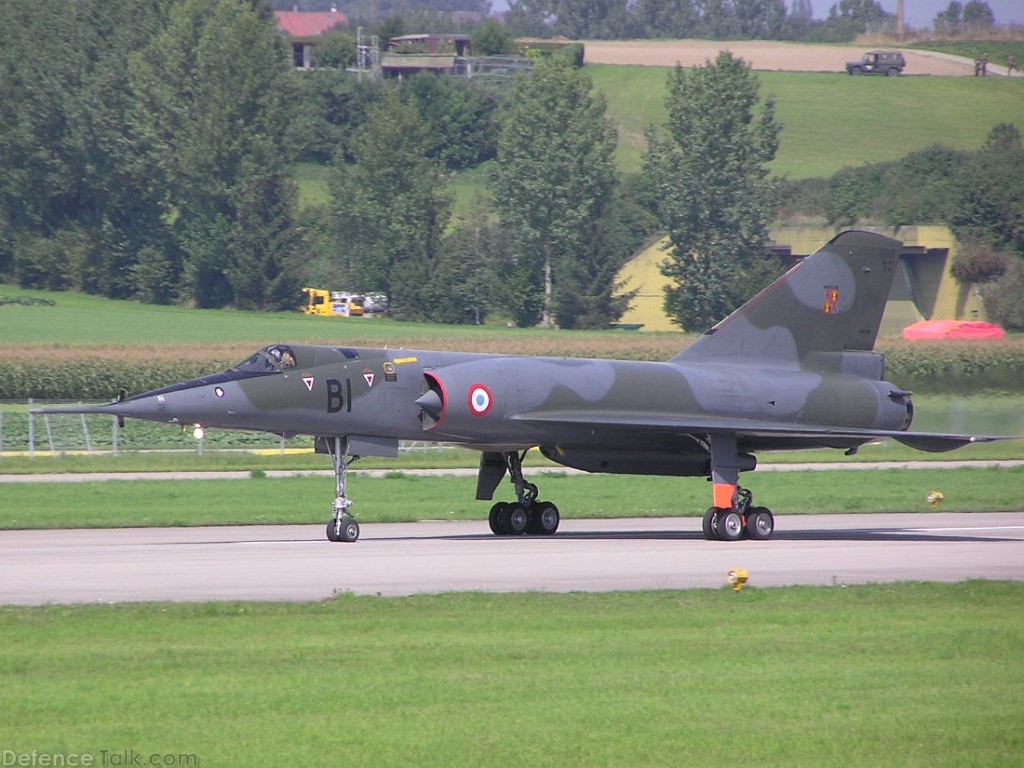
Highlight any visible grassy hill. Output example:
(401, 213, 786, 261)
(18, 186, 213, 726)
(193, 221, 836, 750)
(588, 66, 1024, 178)
(297, 67, 1024, 207)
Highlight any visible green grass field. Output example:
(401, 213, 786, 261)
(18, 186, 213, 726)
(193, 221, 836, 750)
(588, 66, 1024, 178)
(1, 464, 1020, 529)
(2, 583, 1022, 767)
(0, 282, 692, 355)
(4, 55, 1024, 768)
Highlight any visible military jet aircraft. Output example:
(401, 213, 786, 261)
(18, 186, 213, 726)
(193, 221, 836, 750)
(37, 231, 1000, 543)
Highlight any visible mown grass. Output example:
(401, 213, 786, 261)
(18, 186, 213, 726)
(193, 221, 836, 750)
(588, 66, 1024, 178)
(1, 583, 1022, 767)
(1, 465, 1020, 529)
(0, 282, 691, 355)
(294, 161, 331, 208)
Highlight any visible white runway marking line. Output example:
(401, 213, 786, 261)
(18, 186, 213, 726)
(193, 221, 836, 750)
(904, 525, 1024, 533)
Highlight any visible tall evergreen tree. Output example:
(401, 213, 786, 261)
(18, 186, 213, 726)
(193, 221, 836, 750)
(0, 0, 173, 295)
(490, 56, 619, 328)
(644, 51, 780, 331)
(328, 88, 452, 321)
(129, 0, 300, 309)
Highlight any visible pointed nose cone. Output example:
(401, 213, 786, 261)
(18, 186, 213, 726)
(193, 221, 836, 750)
(107, 378, 226, 425)
(415, 389, 444, 429)
(415, 390, 443, 418)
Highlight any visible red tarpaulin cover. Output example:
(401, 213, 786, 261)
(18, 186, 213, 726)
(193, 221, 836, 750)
(902, 320, 1006, 340)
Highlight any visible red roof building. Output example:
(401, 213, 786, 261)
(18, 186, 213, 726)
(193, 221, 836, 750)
(274, 9, 348, 38)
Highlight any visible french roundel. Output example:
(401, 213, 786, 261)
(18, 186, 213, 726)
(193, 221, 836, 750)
(468, 384, 494, 416)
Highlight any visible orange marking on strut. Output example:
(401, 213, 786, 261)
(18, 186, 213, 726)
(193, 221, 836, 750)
(713, 483, 736, 509)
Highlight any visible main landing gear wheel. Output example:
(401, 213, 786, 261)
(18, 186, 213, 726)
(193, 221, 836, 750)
(530, 501, 560, 535)
(746, 506, 775, 540)
(487, 450, 562, 537)
(489, 500, 560, 536)
(702, 507, 719, 540)
(717, 509, 744, 541)
(489, 502, 508, 535)
(702, 489, 775, 542)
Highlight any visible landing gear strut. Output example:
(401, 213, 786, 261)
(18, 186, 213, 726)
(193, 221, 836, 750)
(325, 436, 360, 543)
(488, 450, 560, 536)
(702, 487, 775, 542)
(702, 433, 774, 541)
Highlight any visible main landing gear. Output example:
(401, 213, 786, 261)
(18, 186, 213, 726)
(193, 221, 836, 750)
(702, 487, 775, 542)
(488, 450, 560, 536)
(325, 436, 360, 543)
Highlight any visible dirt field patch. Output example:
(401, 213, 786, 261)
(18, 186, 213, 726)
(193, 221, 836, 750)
(584, 40, 975, 76)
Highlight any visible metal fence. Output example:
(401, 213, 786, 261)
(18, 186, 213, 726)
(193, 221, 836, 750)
(0, 401, 448, 459)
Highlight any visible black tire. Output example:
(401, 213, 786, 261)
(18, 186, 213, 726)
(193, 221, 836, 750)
(498, 503, 514, 535)
(508, 503, 530, 535)
(340, 518, 360, 543)
(886, 68, 899, 76)
(532, 501, 560, 535)
(489, 502, 508, 535)
(702, 507, 719, 540)
(326, 520, 340, 542)
(718, 510, 744, 542)
(849, 67, 862, 75)
(746, 507, 775, 541)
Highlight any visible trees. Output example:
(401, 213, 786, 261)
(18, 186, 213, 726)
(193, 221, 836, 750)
(473, 19, 514, 55)
(934, 1, 964, 33)
(645, 51, 780, 331)
(432, 205, 502, 325)
(404, 74, 501, 170)
(328, 88, 452, 321)
(0, 0, 302, 309)
(0, 0, 174, 296)
(490, 56, 621, 328)
(934, 0, 994, 33)
(130, 0, 301, 310)
(962, 0, 995, 31)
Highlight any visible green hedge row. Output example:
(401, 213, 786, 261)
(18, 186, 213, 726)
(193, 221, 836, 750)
(0, 359, 234, 401)
(883, 343, 1024, 393)
(1, 344, 1022, 400)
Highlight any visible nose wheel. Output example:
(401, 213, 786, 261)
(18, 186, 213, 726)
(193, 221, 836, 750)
(327, 516, 360, 542)
(324, 436, 361, 543)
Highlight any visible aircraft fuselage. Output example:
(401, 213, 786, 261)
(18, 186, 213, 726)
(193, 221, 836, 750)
(107, 343, 912, 475)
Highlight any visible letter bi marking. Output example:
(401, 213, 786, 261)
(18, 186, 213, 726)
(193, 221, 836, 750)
(327, 379, 352, 413)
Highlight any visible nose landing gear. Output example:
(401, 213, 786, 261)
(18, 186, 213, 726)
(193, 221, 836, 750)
(324, 436, 360, 543)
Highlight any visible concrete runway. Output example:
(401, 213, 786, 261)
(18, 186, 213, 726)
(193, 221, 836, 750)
(2, 513, 1022, 605)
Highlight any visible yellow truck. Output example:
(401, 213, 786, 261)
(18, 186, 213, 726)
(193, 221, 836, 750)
(302, 288, 365, 318)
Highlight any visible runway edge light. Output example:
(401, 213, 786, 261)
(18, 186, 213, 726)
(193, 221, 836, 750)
(727, 568, 749, 592)
(927, 491, 944, 508)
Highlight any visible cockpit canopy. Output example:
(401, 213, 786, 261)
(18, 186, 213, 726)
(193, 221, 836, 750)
(233, 345, 298, 374)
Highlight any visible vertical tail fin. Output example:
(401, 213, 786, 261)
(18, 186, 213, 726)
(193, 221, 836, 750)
(673, 230, 901, 366)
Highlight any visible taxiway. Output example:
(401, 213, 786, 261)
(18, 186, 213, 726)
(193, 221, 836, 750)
(1, 513, 1022, 605)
